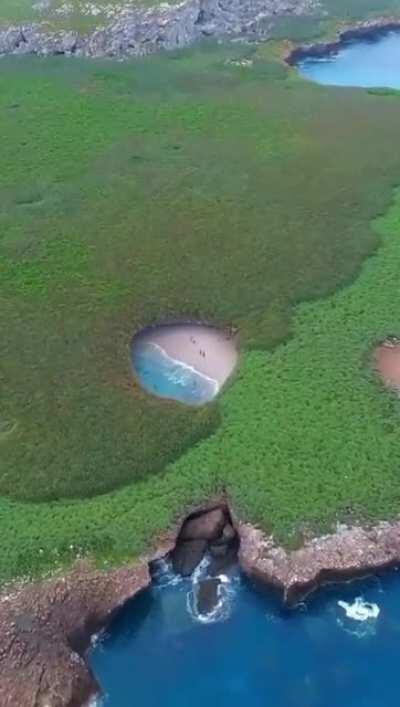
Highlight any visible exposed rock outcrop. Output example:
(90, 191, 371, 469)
(4, 501, 400, 706)
(195, 576, 221, 614)
(238, 520, 400, 604)
(286, 17, 400, 66)
(0, 0, 317, 59)
(180, 506, 226, 541)
(172, 538, 208, 575)
(0, 560, 151, 707)
(171, 503, 239, 576)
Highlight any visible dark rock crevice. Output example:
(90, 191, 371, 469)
(170, 502, 239, 576)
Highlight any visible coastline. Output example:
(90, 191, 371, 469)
(142, 341, 220, 395)
(4, 6, 400, 704)
(285, 17, 400, 67)
(132, 323, 238, 389)
(3, 500, 400, 707)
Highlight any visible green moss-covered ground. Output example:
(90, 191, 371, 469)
(3, 36, 400, 583)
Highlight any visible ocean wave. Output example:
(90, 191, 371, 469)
(337, 596, 380, 638)
(140, 341, 219, 395)
(187, 557, 238, 624)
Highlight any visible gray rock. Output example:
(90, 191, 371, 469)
(0, 27, 24, 54)
(0, 0, 318, 59)
(14, 27, 80, 55)
(171, 538, 207, 575)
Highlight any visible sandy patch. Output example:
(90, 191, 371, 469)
(134, 323, 238, 389)
(374, 339, 400, 389)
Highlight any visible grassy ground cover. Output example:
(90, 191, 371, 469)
(3, 48, 400, 503)
(4, 178, 400, 583)
(3, 40, 400, 582)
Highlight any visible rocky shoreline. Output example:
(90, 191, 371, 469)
(286, 16, 400, 66)
(2, 501, 400, 706)
(238, 519, 400, 604)
(0, 0, 315, 58)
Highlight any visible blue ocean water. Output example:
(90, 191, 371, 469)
(298, 31, 400, 89)
(131, 341, 218, 405)
(90, 562, 400, 707)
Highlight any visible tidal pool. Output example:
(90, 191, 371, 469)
(131, 324, 238, 405)
(297, 30, 400, 89)
(90, 561, 400, 707)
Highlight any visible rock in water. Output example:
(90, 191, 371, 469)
(0, 0, 318, 58)
(180, 507, 226, 541)
(171, 539, 207, 576)
(196, 578, 221, 615)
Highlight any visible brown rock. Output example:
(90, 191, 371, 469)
(171, 539, 207, 576)
(238, 520, 400, 604)
(211, 523, 237, 547)
(0, 560, 150, 707)
(180, 507, 226, 542)
(195, 578, 221, 615)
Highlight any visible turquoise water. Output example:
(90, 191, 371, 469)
(90, 560, 400, 706)
(131, 341, 218, 405)
(298, 31, 400, 88)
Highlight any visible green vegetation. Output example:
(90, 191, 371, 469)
(322, 0, 400, 21)
(4, 186, 400, 581)
(3, 48, 400, 502)
(3, 36, 400, 583)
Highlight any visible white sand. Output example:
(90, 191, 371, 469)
(137, 324, 238, 388)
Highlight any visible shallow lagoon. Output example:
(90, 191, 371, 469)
(298, 31, 400, 89)
(90, 563, 400, 707)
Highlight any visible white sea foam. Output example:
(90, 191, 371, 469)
(151, 557, 183, 587)
(146, 341, 219, 393)
(187, 557, 238, 624)
(338, 597, 380, 621)
(84, 696, 105, 707)
(337, 596, 380, 638)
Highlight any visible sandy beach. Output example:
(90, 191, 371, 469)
(134, 324, 238, 388)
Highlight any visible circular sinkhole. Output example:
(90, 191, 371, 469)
(131, 323, 238, 406)
(374, 338, 400, 392)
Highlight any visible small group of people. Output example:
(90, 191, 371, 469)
(189, 335, 206, 357)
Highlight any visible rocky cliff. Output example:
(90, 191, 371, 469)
(0, 0, 316, 58)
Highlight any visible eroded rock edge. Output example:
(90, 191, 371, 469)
(0, 0, 316, 58)
(2, 500, 400, 705)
